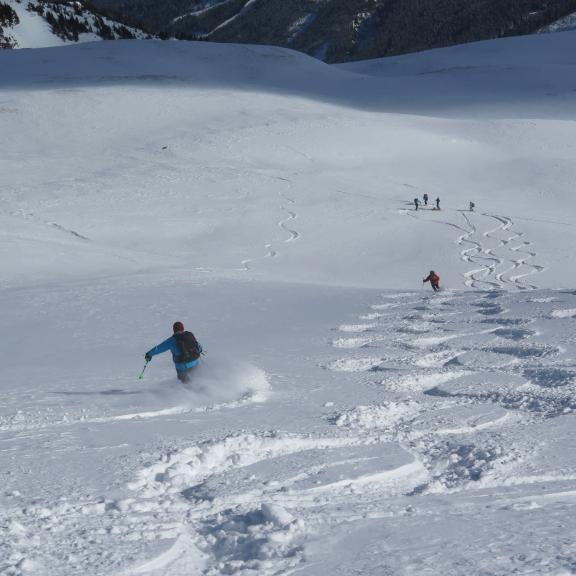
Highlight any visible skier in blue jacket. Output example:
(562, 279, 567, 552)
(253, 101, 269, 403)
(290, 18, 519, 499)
(145, 321, 202, 383)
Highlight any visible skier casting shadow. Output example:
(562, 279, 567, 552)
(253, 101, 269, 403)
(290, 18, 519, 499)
(423, 270, 441, 292)
(145, 321, 203, 383)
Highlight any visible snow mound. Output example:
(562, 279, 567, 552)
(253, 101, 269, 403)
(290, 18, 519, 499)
(549, 308, 576, 318)
(129, 432, 354, 496)
(380, 371, 467, 393)
(331, 336, 381, 349)
(327, 357, 385, 372)
(200, 505, 305, 575)
(333, 400, 421, 432)
(337, 323, 376, 333)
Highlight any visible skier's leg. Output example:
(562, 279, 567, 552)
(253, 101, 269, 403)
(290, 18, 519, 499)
(177, 369, 191, 383)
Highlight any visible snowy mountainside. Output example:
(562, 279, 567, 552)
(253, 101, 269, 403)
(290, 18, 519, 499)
(1, 31, 576, 576)
(0, 0, 148, 49)
(541, 11, 576, 32)
(89, 0, 576, 63)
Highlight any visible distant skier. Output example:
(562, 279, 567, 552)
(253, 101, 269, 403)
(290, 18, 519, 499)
(435, 197, 441, 210)
(423, 193, 429, 206)
(414, 197, 420, 211)
(423, 270, 441, 292)
(469, 201, 475, 212)
(145, 321, 202, 383)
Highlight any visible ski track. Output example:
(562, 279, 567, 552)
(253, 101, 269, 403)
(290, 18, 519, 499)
(326, 288, 576, 504)
(240, 175, 299, 271)
(407, 207, 545, 291)
(443, 211, 545, 291)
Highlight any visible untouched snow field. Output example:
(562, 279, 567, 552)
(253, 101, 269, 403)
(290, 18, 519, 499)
(1, 32, 576, 575)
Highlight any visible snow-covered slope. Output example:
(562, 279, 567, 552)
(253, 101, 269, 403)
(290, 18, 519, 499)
(541, 11, 576, 32)
(0, 0, 148, 49)
(1, 32, 576, 576)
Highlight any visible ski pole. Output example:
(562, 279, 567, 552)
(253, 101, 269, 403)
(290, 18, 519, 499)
(138, 359, 150, 380)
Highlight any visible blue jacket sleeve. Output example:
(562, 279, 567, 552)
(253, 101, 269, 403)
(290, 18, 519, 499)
(146, 336, 174, 358)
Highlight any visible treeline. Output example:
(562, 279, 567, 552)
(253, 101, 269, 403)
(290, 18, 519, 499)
(86, 0, 576, 62)
(28, 1, 138, 42)
(0, 2, 19, 27)
(346, 0, 576, 61)
(85, 0, 197, 32)
(0, 1, 18, 47)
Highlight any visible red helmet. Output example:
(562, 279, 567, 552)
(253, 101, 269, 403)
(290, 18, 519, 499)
(173, 321, 184, 333)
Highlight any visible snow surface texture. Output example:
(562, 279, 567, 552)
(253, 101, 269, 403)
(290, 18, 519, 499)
(1, 32, 576, 576)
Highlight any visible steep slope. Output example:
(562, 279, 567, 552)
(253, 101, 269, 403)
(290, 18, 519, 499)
(1, 32, 576, 576)
(0, 0, 148, 49)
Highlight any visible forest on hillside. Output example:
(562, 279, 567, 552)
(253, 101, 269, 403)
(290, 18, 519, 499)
(78, 0, 576, 61)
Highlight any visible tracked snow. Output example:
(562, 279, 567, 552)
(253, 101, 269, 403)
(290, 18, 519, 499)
(1, 29, 576, 576)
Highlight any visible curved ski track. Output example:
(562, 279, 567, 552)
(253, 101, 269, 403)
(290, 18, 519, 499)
(406, 208, 544, 290)
(463, 213, 544, 290)
(241, 176, 299, 271)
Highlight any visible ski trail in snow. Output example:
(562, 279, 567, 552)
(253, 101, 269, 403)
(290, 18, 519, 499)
(483, 214, 544, 290)
(404, 208, 501, 289)
(322, 289, 573, 502)
(423, 209, 545, 290)
(48, 222, 90, 241)
(460, 213, 503, 289)
(240, 175, 299, 271)
(265, 243, 278, 258)
(278, 199, 299, 243)
(434, 215, 501, 289)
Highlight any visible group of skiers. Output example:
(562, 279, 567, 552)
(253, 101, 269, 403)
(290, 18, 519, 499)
(413, 194, 475, 213)
(414, 194, 440, 210)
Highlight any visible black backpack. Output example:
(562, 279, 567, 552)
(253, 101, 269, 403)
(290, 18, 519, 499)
(174, 331, 200, 363)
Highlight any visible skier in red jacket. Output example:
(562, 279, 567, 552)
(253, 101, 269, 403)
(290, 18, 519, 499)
(423, 270, 441, 292)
